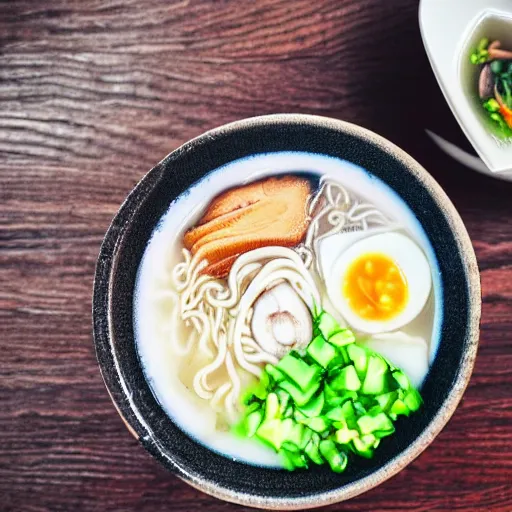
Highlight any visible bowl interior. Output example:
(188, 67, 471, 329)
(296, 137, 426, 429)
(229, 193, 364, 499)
(93, 115, 479, 509)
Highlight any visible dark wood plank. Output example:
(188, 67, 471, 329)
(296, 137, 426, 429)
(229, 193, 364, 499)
(1, 1, 511, 511)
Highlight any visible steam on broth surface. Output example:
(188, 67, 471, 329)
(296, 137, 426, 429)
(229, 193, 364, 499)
(135, 152, 442, 469)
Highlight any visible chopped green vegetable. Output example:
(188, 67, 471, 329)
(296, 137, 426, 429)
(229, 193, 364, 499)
(316, 311, 341, 339)
(305, 435, 323, 465)
(264, 393, 280, 422)
(404, 388, 423, 412)
(237, 309, 423, 473)
(245, 409, 263, 437)
(357, 412, 394, 435)
(374, 391, 398, 412)
(319, 440, 348, 473)
(278, 378, 320, 407)
(392, 369, 410, 391)
(302, 416, 329, 433)
(330, 365, 361, 391)
(347, 343, 368, 376)
(277, 354, 321, 392)
(329, 329, 356, 347)
(307, 335, 337, 368)
(265, 364, 285, 383)
(389, 398, 409, 420)
(362, 355, 389, 394)
(335, 425, 359, 444)
(297, 391, 325, 418)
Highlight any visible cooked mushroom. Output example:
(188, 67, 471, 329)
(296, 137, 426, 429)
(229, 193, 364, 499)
(251, 282, 312, 359)
(488, 40, 512, 60)
(478, 64, 494, 99)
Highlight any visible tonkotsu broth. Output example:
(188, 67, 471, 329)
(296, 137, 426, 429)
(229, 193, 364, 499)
(134, 152, 442, 467)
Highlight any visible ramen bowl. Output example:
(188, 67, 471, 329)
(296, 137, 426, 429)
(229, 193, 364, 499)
(93, 114, 480, 509)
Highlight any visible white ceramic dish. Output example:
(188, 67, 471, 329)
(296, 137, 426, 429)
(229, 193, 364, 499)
(419, 0, 512, 179)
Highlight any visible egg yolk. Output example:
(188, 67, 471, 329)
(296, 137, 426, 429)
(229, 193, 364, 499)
(343, 253, 408, 321)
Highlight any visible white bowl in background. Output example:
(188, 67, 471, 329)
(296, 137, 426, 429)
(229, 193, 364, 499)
(419, 0, 512, 179)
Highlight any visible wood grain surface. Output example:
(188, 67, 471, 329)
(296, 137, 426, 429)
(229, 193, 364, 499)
(1, 1, 511, 511)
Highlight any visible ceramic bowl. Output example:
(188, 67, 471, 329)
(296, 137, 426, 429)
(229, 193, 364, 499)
(419, 0, 512, 178)
(93, 114, 481, 509)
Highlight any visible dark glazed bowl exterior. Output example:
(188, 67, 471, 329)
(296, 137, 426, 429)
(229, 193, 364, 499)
(93, 114, 481, 509)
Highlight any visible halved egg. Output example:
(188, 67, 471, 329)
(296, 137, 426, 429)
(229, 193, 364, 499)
(323, 232, 432, 334)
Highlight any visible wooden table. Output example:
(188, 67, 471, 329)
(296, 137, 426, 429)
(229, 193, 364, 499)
(1, 1, 511, 510)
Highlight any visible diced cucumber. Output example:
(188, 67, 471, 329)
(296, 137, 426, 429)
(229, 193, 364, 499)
(347, 344, 368, 376)
(265, 364, 286, 383)
(297, 392, 325, 418)
(357, 412, 394, 435)
(283, 405, 294, 419)
(307, 335, 337, 368)
(319, 440, 348, 473)
(237, 308, 425, 474)
(352, 434, 376, 459)
(392, 370, 410, 391)
(335, 426, 359, 445)
(361, 355, 389, 395)
(329, 329, 356, 348)
(325, 389, 358, 409)
(278, 378, 321, 407)
(294, 408, 307, 422)
(339, 400, 357, 427)
(276, 389, 291, 416)
(389, 398, 409, 419)
(352, 400, 367, 416)
(265, 393, 280, 422)
(325, 406, 345, 423)
(404, 389, 423, 412)
(245, 410, 264, 437)
(374, 391, 398, 412)
(244, 402, 261, 415)
(256, 419, 283, 450)
(330, 365, 361, 392)
(305, 436, 323, 465)
(300, 427, 314, 450)
(373, 426, 395, 439)
(277, 355, 321, 392)
(286, 420, 305, 448)
(302, 416, 329, 433)
(317, 311, 341, 339)
(281, 442, 308, 470)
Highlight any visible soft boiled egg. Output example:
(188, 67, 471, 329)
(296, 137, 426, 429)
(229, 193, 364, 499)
(321, 231, 432, 334)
